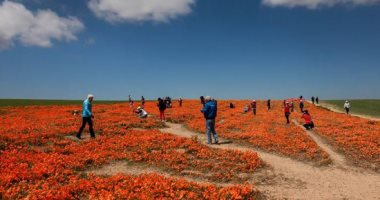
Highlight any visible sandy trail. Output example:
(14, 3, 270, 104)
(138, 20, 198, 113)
(311, 101, 380, 121)
(292, 120, 346, 168)
(160, 122, 380, 200)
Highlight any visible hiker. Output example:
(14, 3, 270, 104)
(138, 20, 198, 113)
(178, 98, 183, 107)
(201, 96, 219, 144)
(243, 105, 250, 113)
(135, 106, 148, 118)
(200, 96, 206, 105)
(157, 98, 166, 121)
(141, 96, 145, 106)
(344, 100, 350, 115)
(284, 101, 291, 124)
(77, 94, 95, 139)
(229, 102, 235, 109)
(251, 100, 257, 115)
(311, 96, 315, 104)
(299, 96, 305, 113)
(316, 97, 319, 104)
(267, 99, 271, 111)
(301, 110, 314, 130)
(290, 99, 295, 112)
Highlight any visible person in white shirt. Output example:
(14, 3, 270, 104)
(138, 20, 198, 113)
(135, 107, 148, 118)
(344, 100, 350, 115)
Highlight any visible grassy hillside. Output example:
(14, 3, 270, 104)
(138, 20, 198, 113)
(0, 99, 127, 107)
(321, 99, 380, 118)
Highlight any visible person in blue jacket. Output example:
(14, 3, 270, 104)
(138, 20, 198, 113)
(201, 96, 219, 144)
(77, 94, 95, 139)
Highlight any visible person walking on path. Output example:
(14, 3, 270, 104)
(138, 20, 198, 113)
(299, 96, 305, 113)
(77, 94, 95, 139)
(267, 99, 271, 111)
(316, 97, 319, 104)
(251, 100, 257, 115)
(284, 101, 291, 124)
(141, 96, 145, 106)
(178, 98, 183, 107)
(301, 110, 315, 130)
(157, 98, 167, 121)
(201, 96, 219, 144)
(344, 100, 351, 115)
(311, 96, 315, 105)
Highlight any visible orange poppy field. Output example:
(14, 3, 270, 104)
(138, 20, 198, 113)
(0, 100, 379, 199)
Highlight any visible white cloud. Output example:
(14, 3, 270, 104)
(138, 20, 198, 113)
(262, 0, 380, 9)
(0, 1, 84, 49)
(88, 0, 196, 23)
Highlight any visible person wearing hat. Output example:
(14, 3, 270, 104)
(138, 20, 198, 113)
(284, 101, 291, 124)
(77, 94, 95, 139)
(201, 96, 219, 144)
(301, 110, 314, 130)
(135, 106, 148, 118)
(250, 100, 257, 115)
(344, 100, 351, 115)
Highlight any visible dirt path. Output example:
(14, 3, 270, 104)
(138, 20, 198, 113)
(313, 102, 380, 121)
(160, 122, 380, 200)
(292, 120, 347, 168)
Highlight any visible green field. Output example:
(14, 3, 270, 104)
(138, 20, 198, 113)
(322, 99, 380, 118)
(0, 99, 127, 107)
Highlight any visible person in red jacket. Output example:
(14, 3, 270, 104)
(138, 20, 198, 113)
(284, 101, 291, 124)
(301, 110, 314, 130)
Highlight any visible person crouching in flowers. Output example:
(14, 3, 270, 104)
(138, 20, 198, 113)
(201, 96, 219, 144)
(301, 110, 315, 130)
(77, 94, 95, 139)
(135, 106, 148, 118)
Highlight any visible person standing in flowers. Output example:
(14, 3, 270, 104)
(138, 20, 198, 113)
(301, 110, 314, 130)
(141, 96, 145, 106)
(178, 97, 183, 107)
(316, 96, 319, 104)
(311, 96, 315, 104)
(267, 99, 271, 111)
(77, 94, 95, 139)
(157, 98, 166, 121)
(284, 101, 291, 124)
(201, 96, 219, 144)
(344, 100, 351, 115)
(299, 96, 305, 112)
(251, 100, 257, 115)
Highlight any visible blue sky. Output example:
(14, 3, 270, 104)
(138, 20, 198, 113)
(1, 0, 380, 100)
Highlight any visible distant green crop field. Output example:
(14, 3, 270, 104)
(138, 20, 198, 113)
(322, 99, 380, 118)
(0, 99, 127, 107)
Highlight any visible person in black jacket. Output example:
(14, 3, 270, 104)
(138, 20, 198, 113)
(201, 96, 219, 144)
(157, 98, 166, 121)
(141, 96, 145, 106)
(200, 96, 206, 105)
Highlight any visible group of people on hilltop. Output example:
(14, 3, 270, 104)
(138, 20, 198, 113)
(311, 96, 319, 105)
(76, 94, 318, 142)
